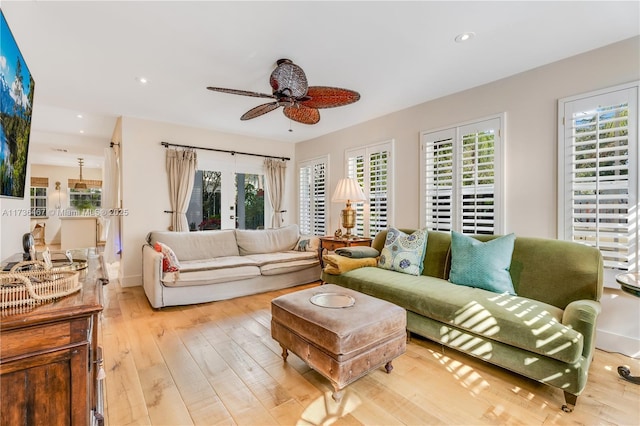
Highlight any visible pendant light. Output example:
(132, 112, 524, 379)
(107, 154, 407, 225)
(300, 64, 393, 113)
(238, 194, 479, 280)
(74, 158, 87, 189)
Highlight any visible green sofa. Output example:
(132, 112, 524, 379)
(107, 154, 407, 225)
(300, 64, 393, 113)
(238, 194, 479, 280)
(320, 229, 603, 412)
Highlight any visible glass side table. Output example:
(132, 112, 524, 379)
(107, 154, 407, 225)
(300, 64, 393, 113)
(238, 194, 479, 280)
(616, 272, 640, 297)
(614, 272, 640, 385)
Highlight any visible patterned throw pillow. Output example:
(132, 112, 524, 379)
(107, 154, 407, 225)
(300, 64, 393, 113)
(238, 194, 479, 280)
(449, 231, 516, 295)
(295, 235, 319, 252)
(378, 228, 428, 276)
(154, 241, 181, 272)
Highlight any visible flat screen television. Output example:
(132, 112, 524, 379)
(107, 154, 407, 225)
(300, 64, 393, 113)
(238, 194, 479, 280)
(0, 9, 35, 199)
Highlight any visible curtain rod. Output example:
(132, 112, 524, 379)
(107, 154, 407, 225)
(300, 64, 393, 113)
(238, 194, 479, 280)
(161, 141, 290, 161)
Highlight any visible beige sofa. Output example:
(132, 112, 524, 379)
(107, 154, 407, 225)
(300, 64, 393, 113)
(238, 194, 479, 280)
(143, 225, 320, 308)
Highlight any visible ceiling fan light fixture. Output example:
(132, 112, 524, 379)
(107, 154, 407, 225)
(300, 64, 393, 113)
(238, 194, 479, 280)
(74, 158, 87, 190)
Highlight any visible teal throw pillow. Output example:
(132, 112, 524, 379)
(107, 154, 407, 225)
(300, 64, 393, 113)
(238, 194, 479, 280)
(378, 228, 428, 276)
(449, 231, 516, 295)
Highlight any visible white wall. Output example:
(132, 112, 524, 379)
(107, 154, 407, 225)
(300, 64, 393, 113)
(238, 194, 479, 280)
(29, 164, 102, 245)
(0, 192, 30, 261)
(297, 36, 640, 240)
(119, 117, 296, 287)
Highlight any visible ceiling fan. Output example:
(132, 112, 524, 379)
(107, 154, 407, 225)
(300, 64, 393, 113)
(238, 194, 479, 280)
(207, 59, 360, 125)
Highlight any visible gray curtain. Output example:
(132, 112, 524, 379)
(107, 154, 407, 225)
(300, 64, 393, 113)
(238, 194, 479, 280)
(264, 158, 287, 228)
(166, 148, 197, 231)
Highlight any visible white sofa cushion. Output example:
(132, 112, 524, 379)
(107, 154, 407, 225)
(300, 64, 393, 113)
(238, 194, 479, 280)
(244, 250, 318, 265)
(179, 256, 260, 272)
(235, 224, 300, 255)
(260, 259, 320, 276)
(149, 230, 239, 260)
(162, 265, 261, 287)
(245, 251, 319, 277)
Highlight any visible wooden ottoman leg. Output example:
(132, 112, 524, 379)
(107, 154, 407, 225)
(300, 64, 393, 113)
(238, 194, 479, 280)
(279, 344, 289, 362)
(385, 361, 394, 374)
(332, 386, 344, 403)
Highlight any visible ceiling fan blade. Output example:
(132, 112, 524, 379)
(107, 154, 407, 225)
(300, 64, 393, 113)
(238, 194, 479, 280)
(207, 86, 276, 99)
(301, 86, 360, 109)
(283, 105, 320, 125)
(240, 102, 281, 120)
(270, 59, 308, 98)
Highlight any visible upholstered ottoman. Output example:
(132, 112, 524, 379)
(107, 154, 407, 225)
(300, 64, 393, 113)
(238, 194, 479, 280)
(271, 284, 406, 401)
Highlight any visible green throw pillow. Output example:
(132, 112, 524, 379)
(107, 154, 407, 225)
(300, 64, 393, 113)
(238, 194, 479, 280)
(449, 231, 516, 295)
(378, 228, 428, 276)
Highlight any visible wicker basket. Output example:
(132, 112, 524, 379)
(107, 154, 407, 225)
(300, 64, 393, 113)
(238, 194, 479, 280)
(0, 260, 81, 311)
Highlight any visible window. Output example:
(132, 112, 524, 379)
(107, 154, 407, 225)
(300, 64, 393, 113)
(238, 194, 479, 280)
(298, 156, 328, 236)
(69, 188, 102, 211)
(30, 177, 48, 217)
(346, 141, 393, 238)
(188, 170, 222, 230)
(420, 115, 504, 235)
(236, 173, 265, 230)
(558, 82, 638, 272)
(186, 168, 267, 231)
(67, 178, 102, 212)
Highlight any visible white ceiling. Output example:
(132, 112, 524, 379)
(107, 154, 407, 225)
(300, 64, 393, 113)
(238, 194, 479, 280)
(2, 1, 639, 167)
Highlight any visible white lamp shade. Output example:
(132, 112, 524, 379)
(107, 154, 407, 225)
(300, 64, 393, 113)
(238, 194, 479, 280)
(332, 178, 366, 203)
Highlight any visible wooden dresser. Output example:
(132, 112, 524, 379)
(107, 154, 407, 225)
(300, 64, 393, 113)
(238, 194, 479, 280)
(0, 272, 104, 425)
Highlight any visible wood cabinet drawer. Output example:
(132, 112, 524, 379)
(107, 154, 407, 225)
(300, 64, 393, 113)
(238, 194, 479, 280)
(347, 241, 372, 247)
(1, 317, 90, 362)
(322, 241, 343, 251)
(322, 240, 372, 252)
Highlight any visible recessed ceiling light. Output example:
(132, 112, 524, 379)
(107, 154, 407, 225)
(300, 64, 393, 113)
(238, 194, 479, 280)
(455, 32, 476, 43)
(79, 130, 85, 134)
(76, 114, 83, 119)
(137, 76, 149, 84)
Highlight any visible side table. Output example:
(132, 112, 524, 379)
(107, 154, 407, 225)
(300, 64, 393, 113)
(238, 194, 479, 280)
(616, 272, 640, 297)
(615, 272, 640, 385)
(318, 236, 373, 268)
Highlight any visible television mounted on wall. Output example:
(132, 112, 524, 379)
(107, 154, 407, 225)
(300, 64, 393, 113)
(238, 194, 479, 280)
(0, 9, 35, 199)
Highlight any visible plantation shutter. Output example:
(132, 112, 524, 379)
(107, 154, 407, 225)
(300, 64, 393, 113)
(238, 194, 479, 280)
(560, 85, 638, 270)
(423, 129, 455, 232)
(458, 120, 498, 235)
(369, 149, 389, 236)
(347, 150, 366, 236)
(299, 166, 312, 235)
(311, 162, 327, 235)
(347, 141, 393, 238)
(421, 116, 503, 235)
(298, 157, 328, 235)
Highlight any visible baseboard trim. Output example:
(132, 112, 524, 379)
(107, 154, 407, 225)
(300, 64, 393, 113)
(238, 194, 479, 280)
(121, 274, 142, 287)
(596, 329, 640, 358)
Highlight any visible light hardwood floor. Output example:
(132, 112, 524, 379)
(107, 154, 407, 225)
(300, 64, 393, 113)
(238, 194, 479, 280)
(101, 279, 640, 425)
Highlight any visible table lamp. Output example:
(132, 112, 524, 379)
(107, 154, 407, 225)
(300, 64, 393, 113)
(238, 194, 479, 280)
(332, 178, 366, 239)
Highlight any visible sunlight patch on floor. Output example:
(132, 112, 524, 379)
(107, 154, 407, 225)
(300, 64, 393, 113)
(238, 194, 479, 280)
(432, 351, 490, 396)
(297, 390, 362, 426)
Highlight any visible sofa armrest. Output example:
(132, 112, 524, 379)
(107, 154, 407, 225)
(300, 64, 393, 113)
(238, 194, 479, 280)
(142, 244, 164, 308)
(562, 299, 601, 359)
